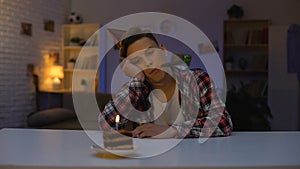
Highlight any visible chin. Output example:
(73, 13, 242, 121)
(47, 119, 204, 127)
(146, 71, 166, 83)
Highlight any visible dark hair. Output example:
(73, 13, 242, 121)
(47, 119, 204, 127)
(119, 28, 158, 59)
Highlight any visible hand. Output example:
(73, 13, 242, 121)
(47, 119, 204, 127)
(132, 123, 178, 138)
(121, 59, 145, 81)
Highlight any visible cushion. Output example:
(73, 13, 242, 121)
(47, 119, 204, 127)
(27, 108, 76, 127)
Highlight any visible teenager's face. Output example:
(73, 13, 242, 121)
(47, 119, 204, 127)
(126, 37, 168, 82)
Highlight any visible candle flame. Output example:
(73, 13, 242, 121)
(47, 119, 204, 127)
(115, 115, 120, 123)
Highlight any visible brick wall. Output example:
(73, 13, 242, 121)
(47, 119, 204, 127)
(0, 0, 65, 128)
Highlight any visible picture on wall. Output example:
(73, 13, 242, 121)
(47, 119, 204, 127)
(21, 22, 32, 36)
(44, 19, 55, 32)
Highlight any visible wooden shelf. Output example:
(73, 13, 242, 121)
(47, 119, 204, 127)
(63, 46, 98, 50)
(63, 23, 100, 29)
(223, 19, 270, 83)
(63, 46, 82, 50)
(223, 19, 270, 100)
(224, 19, 270, 23)
(39, 89, 72, 93)
(62, 23, 100, 91)
(224, 44, 268, 50)
(64, 69, 96, 72)
(64, 69, 74, 72)
(225, 70, 268, 75)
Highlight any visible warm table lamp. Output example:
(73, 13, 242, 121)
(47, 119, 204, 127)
(49, 65, 64, 90)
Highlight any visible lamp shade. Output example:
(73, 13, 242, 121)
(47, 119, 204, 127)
(49, 65, 64, 79)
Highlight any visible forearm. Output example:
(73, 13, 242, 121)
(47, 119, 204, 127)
(172, 110, 232, 138)
(193, 109, 232, 137)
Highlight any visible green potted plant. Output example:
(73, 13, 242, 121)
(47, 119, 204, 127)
(69, 37, 83, 46)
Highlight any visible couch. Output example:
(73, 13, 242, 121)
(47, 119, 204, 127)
(27, 92, 112, 130)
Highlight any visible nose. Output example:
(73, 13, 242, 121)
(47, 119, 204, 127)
(143, 57, 153, 67)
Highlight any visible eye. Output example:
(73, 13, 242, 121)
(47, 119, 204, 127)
(145, 48, 155, 56)
(130, 57, 140, 64)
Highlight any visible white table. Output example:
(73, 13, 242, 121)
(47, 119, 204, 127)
(0, 128, 300, 169)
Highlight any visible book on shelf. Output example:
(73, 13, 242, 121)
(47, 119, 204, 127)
(245, 28, 268, 45)
(245, 30, 264, 45)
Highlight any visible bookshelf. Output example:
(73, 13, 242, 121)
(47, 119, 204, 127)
(62, 24, 100, 92)
(223, 19, 270, 98)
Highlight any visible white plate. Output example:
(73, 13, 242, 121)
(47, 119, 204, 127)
(90, 145, 138, 156)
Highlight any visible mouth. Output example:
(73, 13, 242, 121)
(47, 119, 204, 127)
(150, 68, 160, 74)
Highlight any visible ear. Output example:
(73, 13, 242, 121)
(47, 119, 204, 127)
(159, 44, 166, 50)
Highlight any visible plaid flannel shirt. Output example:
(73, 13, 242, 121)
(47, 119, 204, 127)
(99, 66, 232, 137)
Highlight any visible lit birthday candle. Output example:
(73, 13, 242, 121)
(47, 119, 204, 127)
(115, 115, 120, 130)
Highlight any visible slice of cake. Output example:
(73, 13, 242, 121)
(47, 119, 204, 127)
(103, 130, 133, 150)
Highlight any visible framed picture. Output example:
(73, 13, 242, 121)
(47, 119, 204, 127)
(44, 19, 55, 32)
(21, 22, 32, 36)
